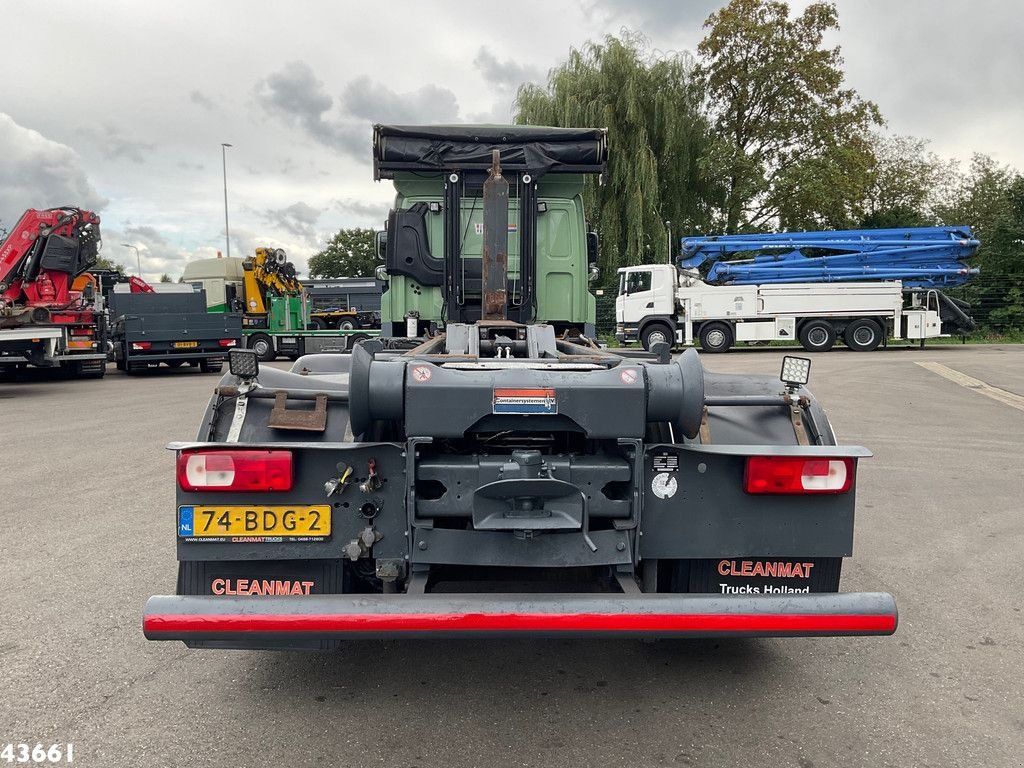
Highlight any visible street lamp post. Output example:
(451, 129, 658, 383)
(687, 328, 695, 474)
(121, 243, 141, 276)
(221, 142, 233, 259)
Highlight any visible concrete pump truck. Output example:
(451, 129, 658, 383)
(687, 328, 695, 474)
(144, 126, 897, 648)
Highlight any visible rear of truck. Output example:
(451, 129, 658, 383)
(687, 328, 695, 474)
(144, 335, 895, 647)
(144, 124, 895, 648)
(109, 291, 242, 373)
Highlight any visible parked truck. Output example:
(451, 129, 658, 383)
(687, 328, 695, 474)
(374, 124, 602, 338)
(181, 251, 379, 361)
(144, 126, 896, 649)
(0, 208, 108, 377)
(616, 228, 979, 352)
(108, 287, 242, 374)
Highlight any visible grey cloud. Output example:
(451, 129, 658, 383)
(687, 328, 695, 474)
(835, 0, 1024, 157)
(474, 47, 542, 91)
(177, 160, 205, 171)
(333, 198, 390, 223)
(124, 225, 168, 246)
(83, 124, 157, 163)
(253, 61, 365, 157)
(0, 113, 107, 226)
(340, 76, 460, 124)
(254, 62, 463, 160)
(263, 201, 322, 241)
(581, 0, 721, 32)
(190, 90, 216, 110)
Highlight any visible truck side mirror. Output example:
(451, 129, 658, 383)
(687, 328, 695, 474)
(375, 230, 388, 261)
(586, 231, 600, 266)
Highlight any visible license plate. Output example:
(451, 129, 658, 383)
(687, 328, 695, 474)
(178, 505, 331, 539)
(174, 341, 199, 348)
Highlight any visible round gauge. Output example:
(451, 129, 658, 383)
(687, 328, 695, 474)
(651, 472, 678, 499)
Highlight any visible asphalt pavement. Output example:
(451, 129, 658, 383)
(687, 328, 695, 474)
(1, 344, 1021, 768)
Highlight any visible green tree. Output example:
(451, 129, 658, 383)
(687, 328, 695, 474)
(0, 220, 8, 240)
(308, 227, 378, 278)
(935, 156, 1024, 333)
(159, 273, 172, 283)
(93, 256, 125, 271)
(515, 32, 718, 276)
(697, 0, 882, 233)
(859, 134, 951, 228)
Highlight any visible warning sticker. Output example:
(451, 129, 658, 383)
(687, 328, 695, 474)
(411, 365, 432, 383)
(620, 368, 639, 384)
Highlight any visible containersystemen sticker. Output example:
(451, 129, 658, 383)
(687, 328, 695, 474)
(493, 388, 557, 414)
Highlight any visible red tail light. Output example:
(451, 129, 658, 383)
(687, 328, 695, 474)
(132, 341, 152, 350)
(745, 456, 853, 494)
(69, 327, 94, 337)
(177, 450, 293, 491)
(219, 339, 238, 347)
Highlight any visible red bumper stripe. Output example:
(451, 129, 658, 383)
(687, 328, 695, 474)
(144, 611, 897, 635)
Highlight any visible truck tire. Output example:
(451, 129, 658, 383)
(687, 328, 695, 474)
(699, 322, 733, 353)
(166, 360, 185, 368)
(247, 333, 276, 362)
(347, 333, 371, 351)
(309, 317, 327, 330)
(199, 359, 223, 373)
(340, 319, 357, 331)
(67, 360, 106, 379)
(641, 323, 673, 352)
(799, 320, 836, 352)
(843, 319, 883, 352)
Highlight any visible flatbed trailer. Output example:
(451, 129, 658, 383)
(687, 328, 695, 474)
(108, 290, 243, 374)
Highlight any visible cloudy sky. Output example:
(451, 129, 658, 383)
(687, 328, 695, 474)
(1, 0, 1020, 280)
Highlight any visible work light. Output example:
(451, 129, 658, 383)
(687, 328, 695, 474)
(229, 348, 259, 379)
(780, 355, 811, 388)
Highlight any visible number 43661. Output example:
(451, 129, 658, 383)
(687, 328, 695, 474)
(1, 744, 74, 763)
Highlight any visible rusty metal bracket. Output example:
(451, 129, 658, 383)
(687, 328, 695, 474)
(268, 391, 328, 431)
(699, 406, 712, 444)
(789, 400, 811, 446)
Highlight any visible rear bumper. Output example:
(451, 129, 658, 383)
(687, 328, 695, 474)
(144, 591, 897, 643)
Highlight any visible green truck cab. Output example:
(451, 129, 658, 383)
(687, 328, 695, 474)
(374, 125, 603, 338)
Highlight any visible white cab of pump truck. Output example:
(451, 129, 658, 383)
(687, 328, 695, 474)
(615, 263, 946, 353)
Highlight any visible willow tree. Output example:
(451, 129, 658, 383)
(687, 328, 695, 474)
(515, 32, 718, 278)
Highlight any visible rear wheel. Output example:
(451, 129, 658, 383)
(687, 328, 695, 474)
(339, 319, 357, 331)
(308, 317, 327, 330)
(247, 333, 276, 362)
(347, 333, 371, 351)
(199, 359, 223, 373)
(166, 360, 185, 369)
(843, 319, 883, 352)
(799, 320, 836, 352)
(641, 323, 673, 352)
(699, 322, 733, 353)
